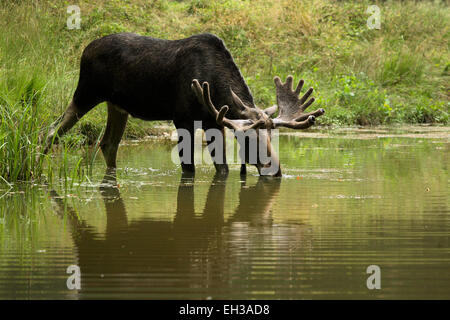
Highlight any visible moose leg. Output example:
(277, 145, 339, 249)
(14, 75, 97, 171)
(240, 164, 247, 176)
(174, 122, 196, 175)
(43, 100, 87, 154)
(100, 102, 128, 170)
(205, 126, 228, 176)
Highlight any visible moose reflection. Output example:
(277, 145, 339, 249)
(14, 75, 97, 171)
(49, 171, 289, 298)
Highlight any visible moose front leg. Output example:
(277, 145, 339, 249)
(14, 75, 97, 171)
(174, 121, 196, 176)
(205, 126, 229, 176)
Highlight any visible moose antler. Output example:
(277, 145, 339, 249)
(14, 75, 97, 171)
(271, 76, 325, 129)
(191, 79, 266, 131)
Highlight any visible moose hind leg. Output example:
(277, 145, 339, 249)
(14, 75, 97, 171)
(43, 100, 88, 154)
(100, 103, 128, 169)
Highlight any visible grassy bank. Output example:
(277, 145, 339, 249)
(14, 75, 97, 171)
(0, 0, 449, 181)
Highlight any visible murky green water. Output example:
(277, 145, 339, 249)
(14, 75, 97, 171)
(0, 127, 449, 299)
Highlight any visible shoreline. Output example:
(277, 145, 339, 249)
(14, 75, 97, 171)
(123, 124, 450, 142)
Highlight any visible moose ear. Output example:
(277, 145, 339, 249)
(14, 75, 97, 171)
(264, 105, 278, 117)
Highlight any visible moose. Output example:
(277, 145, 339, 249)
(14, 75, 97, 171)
(43, 33, 325, 176)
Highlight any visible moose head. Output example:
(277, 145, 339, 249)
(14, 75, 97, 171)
(192, 76, 325, 177)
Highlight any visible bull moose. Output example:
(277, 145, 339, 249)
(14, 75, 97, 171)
(44, 33, 325, 176)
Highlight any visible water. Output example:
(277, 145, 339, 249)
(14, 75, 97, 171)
(0, 126, 449, 299)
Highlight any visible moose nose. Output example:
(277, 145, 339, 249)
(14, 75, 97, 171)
(257, 163, 282, 177)
(272, 168, 282, 177)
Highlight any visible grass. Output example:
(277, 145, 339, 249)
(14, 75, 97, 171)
(0, 74, 46, 182)
(0, 0, 449, 182)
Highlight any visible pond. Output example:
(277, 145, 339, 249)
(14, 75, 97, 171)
(0, 126, 449, 299)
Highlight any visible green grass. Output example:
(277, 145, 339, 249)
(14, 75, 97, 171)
(0, 74, 45, 182)
(0, 0, 449, 182)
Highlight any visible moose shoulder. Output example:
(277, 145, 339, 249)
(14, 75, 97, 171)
(43, 32, 325, 177)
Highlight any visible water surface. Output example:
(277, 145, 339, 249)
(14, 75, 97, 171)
(0, 126, 449, 299)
